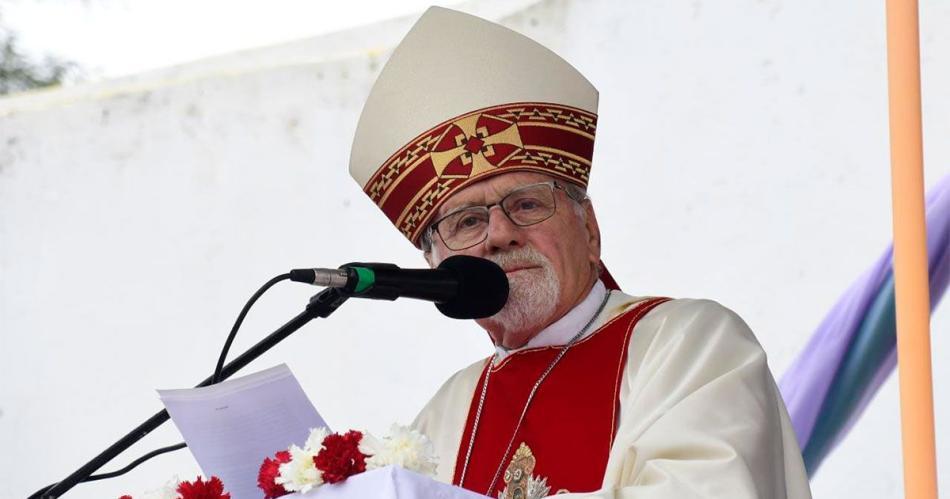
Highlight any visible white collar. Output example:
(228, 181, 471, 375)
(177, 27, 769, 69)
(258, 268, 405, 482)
(494, 280, 608, 361)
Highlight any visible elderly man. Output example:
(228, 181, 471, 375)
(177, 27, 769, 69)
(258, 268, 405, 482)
(348, 7, 810, 499)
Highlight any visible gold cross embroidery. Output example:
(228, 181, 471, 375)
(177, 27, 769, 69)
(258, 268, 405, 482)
(430, 114, 524, 179)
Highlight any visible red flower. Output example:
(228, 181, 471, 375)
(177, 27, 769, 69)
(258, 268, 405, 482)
(118, 496, 133, 499)
(258, 450, 292, 498)
(313, 430, 369, 484)
(176, 476, 230, 499)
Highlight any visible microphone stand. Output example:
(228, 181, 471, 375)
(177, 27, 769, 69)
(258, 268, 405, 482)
(33, 288, 351, 499)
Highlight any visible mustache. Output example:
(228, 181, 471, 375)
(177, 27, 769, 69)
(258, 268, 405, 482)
(486, 246, 551, 271)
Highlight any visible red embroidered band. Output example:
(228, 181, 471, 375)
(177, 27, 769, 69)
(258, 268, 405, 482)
(364, 102, 597, 246)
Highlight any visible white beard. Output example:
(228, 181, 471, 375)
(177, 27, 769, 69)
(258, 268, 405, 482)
(483, 246, 560, 339)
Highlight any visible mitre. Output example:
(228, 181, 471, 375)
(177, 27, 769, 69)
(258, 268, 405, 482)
(349, 6, 599, 247)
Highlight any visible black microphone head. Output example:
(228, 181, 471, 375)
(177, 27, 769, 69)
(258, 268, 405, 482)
(434, 255, 509, 319)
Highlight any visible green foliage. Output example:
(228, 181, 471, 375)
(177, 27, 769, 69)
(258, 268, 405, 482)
(0, 27, 79, 96)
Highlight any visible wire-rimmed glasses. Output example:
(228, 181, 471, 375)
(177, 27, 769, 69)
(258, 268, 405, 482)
(428, 181, 578, 251)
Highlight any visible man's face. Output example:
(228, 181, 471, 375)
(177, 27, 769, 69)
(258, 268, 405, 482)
(424, 171, 602, 348)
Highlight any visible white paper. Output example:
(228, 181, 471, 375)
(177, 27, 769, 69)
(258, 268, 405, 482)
(159, 364, 329, 499)
(296, 466, 490, 499)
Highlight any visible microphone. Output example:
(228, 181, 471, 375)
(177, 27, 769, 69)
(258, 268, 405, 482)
(289, 255, 509, 319)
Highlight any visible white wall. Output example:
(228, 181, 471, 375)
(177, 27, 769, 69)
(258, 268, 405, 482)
(1, 0, 947, 497)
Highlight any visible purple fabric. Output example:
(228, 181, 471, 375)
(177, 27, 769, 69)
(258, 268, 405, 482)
(779, 250, 891, 447)
(834, 174, 950, 445)
(779, 173, 950, 448)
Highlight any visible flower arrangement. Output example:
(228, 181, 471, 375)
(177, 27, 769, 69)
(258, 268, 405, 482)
(120, 424, 436, 499)
(119, 475, 230, 499)
(259, 424, 438, 498)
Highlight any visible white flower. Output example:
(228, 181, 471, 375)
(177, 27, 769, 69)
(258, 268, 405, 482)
(357, 431, 384, 458)
(137, 475, 180, 499)
(276, 444, 322, 493)
(305, 426, 330, 453)
(275, 427, 329, 493)
(363, 424, 438, 477)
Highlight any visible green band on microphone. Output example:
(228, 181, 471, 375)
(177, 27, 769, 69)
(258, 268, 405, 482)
(353, 267, 375, 293)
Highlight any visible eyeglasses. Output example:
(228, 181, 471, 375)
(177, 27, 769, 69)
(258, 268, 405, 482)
(428, 181, 582, 251)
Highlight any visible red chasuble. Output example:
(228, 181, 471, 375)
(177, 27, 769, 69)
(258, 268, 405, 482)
(453, 297, 671, 496)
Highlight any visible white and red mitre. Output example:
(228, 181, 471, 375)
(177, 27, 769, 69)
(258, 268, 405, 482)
(349, 6, 598, 247)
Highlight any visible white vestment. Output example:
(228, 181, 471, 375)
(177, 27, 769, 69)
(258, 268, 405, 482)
(413, 289, 812, 498)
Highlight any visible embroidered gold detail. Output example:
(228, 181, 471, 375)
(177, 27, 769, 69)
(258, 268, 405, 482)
(498, 443, 551, 499)
(498, 107, 597, 133)
(366, 103, 596, 203)
(509, 150, 590, 181)
(367, 133, 442, 201)
(430, 114, 524, 179)
(362, 103, 598, 244)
